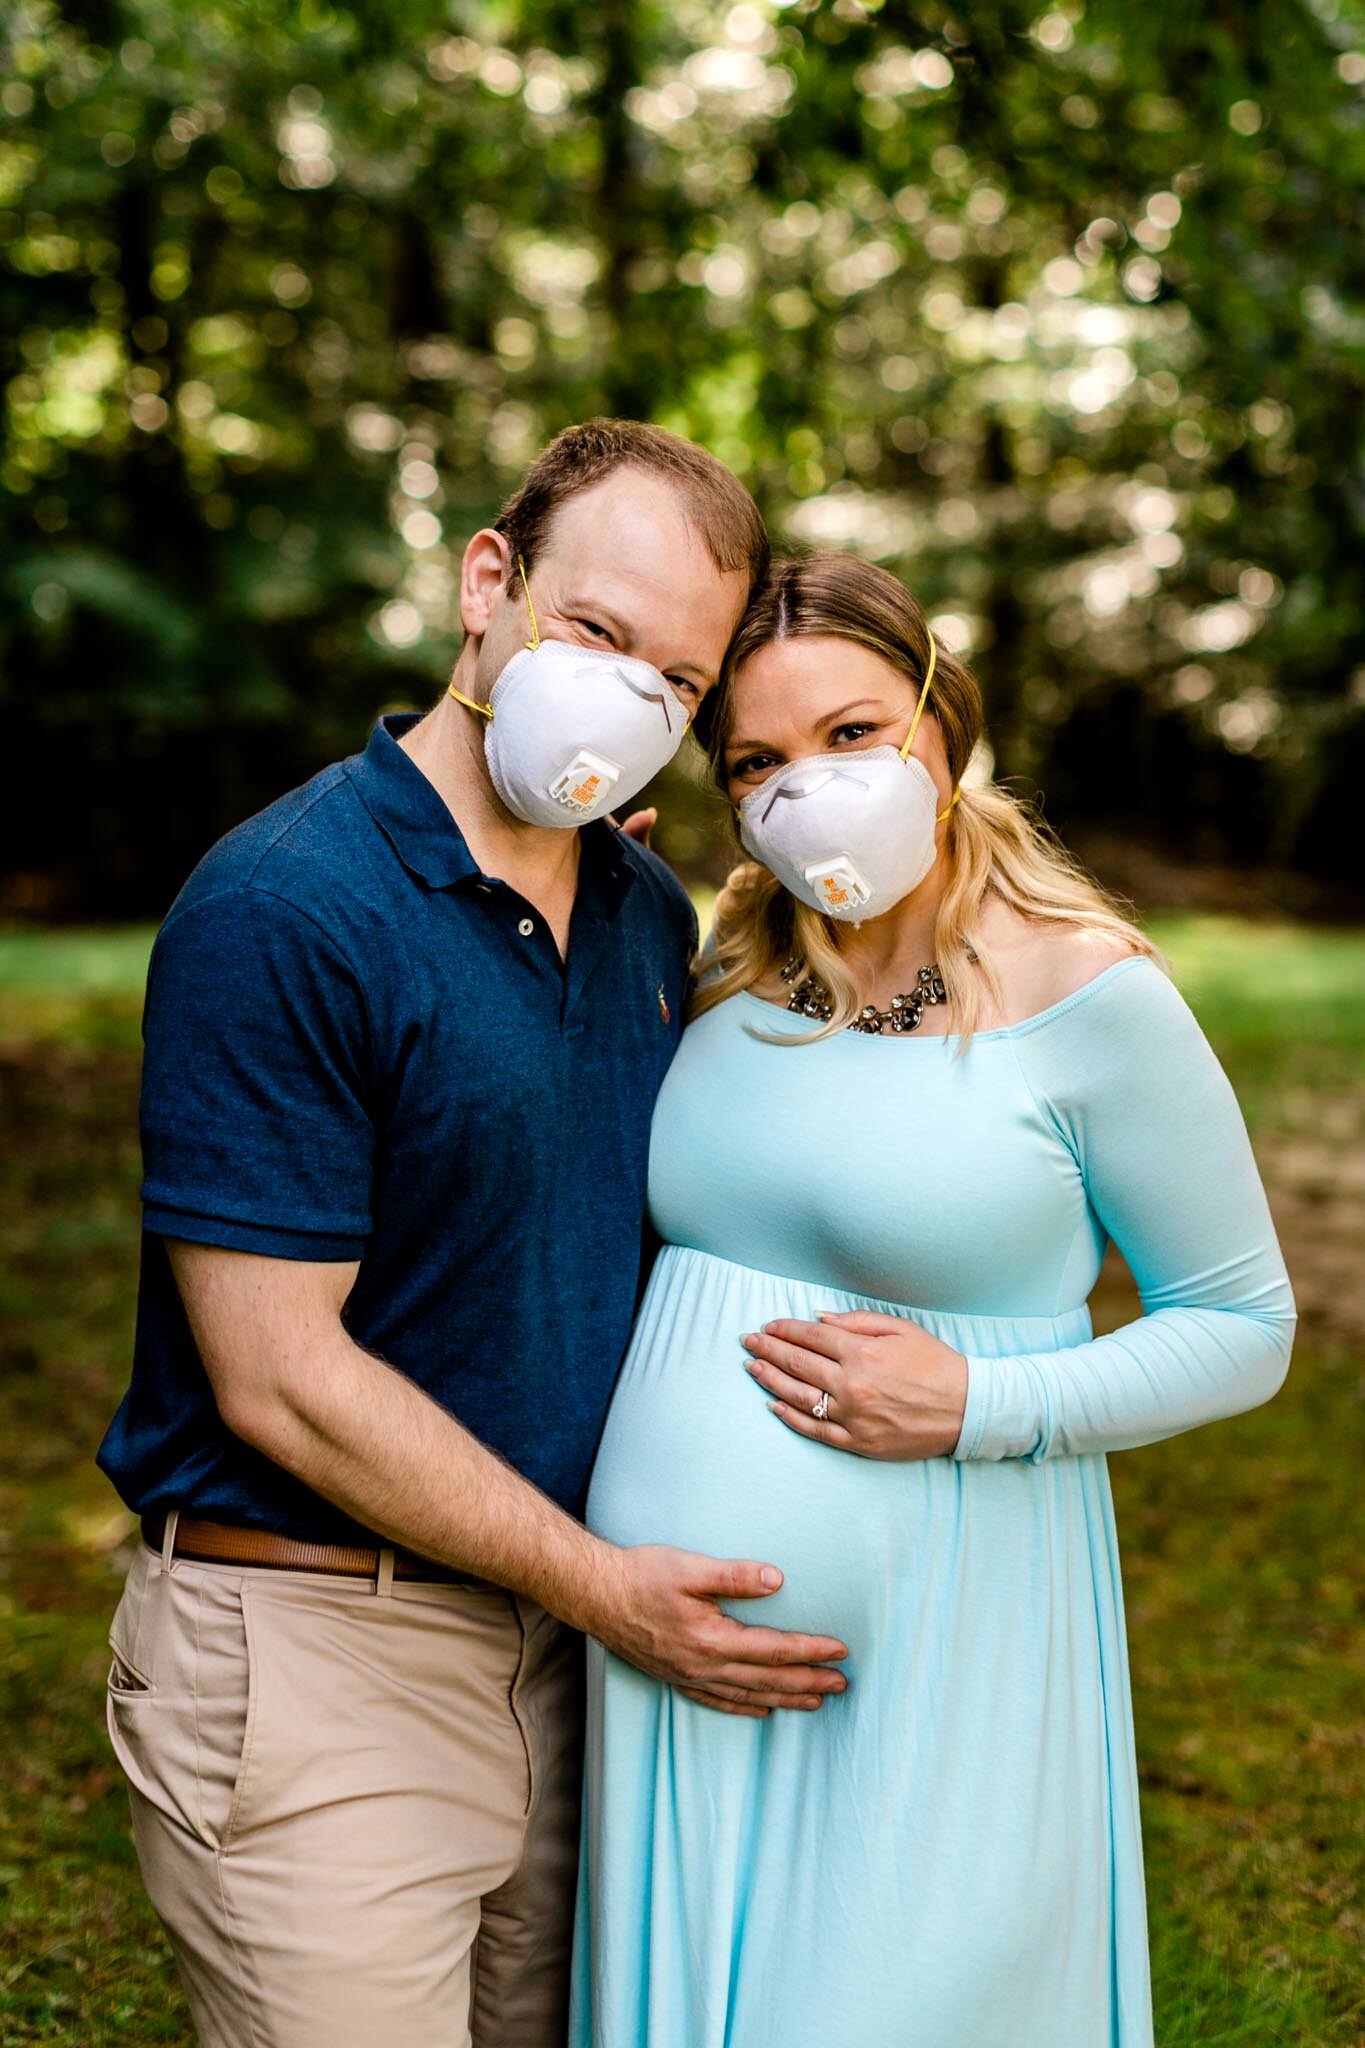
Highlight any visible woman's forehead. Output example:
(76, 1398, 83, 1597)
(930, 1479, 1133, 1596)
(729, 635, 908, 716)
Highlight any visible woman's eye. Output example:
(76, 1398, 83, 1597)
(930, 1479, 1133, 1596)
(831, 722, 879, 745)
(668, 676, 699, 701)
(729, 752, 779, 780)
(578, 618, 612, 641)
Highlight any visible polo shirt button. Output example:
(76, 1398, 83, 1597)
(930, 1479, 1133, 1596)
(517, 917, 534, 937)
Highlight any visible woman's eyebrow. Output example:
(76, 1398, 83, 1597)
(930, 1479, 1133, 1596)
(725, 699, 889, 757)
(820, 697, 885, 725)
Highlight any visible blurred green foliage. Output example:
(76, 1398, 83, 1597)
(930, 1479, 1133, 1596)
(2, 0, 1364, 912)
(4, 907, 1364, 1114)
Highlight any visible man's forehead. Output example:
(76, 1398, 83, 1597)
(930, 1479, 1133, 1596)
(543, 475, 714, 574)
(554, 556, 700, 613)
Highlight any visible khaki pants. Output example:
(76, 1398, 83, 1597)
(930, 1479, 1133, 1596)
(105, 1528, 584, 2048)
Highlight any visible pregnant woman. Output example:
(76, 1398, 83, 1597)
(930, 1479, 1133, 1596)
(571, 554, 1295, 2048)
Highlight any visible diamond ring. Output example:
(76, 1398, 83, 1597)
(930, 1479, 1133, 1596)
(812, 1391, 830, 1421)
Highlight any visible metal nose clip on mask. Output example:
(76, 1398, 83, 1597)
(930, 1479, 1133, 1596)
(736, 630, 959, 923)
(448, 557, 691, 829)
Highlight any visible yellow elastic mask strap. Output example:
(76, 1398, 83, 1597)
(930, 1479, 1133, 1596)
(897, 629, 958, 823)
(445, 551, 540, 718)
(898, 628, 939, 763)
(517, 552, 541, 651)
(447, 681, 492, 718)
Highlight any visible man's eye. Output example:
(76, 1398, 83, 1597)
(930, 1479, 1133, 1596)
(578, 618, 612, 641)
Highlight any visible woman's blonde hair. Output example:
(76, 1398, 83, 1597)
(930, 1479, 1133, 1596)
(691, 554, 1157, 1044)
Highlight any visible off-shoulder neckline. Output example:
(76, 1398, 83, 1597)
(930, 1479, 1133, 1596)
(735, 954, 1153, 1045)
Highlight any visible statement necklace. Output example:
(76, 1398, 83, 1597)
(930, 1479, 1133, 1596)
(780, 955, 947, 1034)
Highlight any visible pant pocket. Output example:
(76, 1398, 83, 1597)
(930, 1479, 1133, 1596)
(106, 1560, 255, 1853)
(107, 1545, 155, 1693)
(108, 1645, 154, 1695)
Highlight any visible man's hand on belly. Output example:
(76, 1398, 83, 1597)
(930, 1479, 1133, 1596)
(579, 1545, 849, 1718)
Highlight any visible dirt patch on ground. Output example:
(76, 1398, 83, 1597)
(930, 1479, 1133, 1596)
(1260, 1151, 1365, 1351)
(1091, 1089, 1365, 1351)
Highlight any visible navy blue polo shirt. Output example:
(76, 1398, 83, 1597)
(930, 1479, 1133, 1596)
(97, 713, 696, 1539)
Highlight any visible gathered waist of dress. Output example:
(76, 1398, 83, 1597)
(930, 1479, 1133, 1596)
(636, 1241, 1094, 1361)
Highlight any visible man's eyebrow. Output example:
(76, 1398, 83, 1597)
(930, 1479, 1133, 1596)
(562, 592, 630, 639)
(563, 591, 715, 684)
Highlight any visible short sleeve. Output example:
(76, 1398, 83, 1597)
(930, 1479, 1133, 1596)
(139, 889, 375, 1260)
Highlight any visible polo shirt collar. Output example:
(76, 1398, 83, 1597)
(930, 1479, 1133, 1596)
(346, 714, 481, 890)
(347, 713, 638, 911)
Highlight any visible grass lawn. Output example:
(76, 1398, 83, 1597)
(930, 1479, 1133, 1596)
(1, 913, 1362, 2044)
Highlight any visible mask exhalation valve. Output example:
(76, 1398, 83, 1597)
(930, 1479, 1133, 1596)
(548, 748, 623, 816)
(802, 856, 872, 916)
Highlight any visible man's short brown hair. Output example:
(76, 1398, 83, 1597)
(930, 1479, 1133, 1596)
(494, 418, 769, 588)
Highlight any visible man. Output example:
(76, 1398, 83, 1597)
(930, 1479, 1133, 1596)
(97, 419, 849, 2048)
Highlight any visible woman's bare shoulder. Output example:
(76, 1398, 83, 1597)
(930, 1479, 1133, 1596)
(980, 900, 1146, 1024)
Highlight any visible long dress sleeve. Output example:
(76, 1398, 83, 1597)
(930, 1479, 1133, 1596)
(953, 959, 1295, 1463)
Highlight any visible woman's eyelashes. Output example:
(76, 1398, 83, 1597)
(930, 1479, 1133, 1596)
(750, 721, 879, 761)
(729, 750, 781, 781)
(728, 720, 890, 786)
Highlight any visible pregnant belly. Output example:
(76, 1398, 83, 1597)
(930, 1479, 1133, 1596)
(586, 1245, 1097, 1649)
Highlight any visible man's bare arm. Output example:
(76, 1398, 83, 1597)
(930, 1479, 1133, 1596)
(168, 1242, 849, 1716)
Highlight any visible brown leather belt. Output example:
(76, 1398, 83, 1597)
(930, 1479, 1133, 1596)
(141, 1512, 480, 1587)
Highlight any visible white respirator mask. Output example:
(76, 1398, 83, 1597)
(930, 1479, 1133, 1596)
(448, 556, 691, 829)
(736, 630, 958, 923)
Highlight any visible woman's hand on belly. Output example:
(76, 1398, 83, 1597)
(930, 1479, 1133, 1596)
(742, 1310, 968, 1461)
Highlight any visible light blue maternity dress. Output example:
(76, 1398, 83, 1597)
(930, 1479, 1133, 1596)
(571, 958, 1295, 2048)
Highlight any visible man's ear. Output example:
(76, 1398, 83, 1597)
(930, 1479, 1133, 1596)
(459, 528, 514, 640)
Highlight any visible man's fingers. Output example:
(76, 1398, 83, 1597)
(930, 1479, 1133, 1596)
(618, 806, 657, 845)
(711, 1660, 848, 1699)
(678, 1687, 770, 1718)
(680, 1685, 827, 1714)
(663, 1552, 849, 1696)
(688, 1556, 785, 1600)
(709, 1618, 849, 1670)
